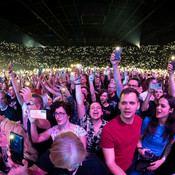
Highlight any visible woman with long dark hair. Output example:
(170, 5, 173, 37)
(132, 95, 175, 175)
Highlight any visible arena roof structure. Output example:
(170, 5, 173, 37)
(0, 0, 175, 47)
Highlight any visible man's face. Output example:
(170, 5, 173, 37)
(128, 80, 139, 91)
(0, 93, 7, 108)
(8, 87, 15, 97)
(108, 83, 116, 95)
(119, 92, 140, 120)
(100, 92, 108, 104)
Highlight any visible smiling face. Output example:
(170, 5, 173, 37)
(89, 102, 103, 120)
(156, 97, 172, 121)
(119, 92, 140, 121)
(55, 106, 70, 126)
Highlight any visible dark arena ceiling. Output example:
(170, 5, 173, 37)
(0, 0, 175, 47)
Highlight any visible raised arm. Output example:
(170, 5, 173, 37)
(89, 73, 96, 102)
(8, 62, 24, 106)
(30, 119, 51, 143)
(72, 75, 86, 120)
(141, 84, 154, 112)
(168, 61, 175, 97)
(110, 52, 123, 98)
(41, 78, 61, 97)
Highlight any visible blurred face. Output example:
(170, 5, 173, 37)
(100, 75, 104, 82)
(110, 78, 115, 83)
(2, 83, 7, 91)
(0, 93, 7, 108)
(9, 86, 15, 97)
(119, 92, 140, 121)
(54, 107, 69, 126)
(108, 83, 116, 95)
(128, 80, 139, 91)
(80, 76, 87, 85)
(89, 102, 103, 120)
(95, 77, 100, 84)
(100, 92, 108, 104)
(154, 89, 163, 100)
(47, 96, 53, 107)
(81, 88, 88, 97)
(156, 98, 172, 120)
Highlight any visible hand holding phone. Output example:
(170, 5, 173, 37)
(150, 83, 162, 90)
(145, 151, 154, 158)
(170, 56, 175, 70)
(114, 47, 122, 61)
(10, 132, 24, 166)
(30, 110, 46, 119)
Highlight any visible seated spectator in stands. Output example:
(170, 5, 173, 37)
(132, 95, 175, 175)
(139, 77, 157, 101)
(97, 89, 115, 121)
(7, 86, 22, 122)
(0, 91, 17, 121)
(29, 100, 87, 148)
(0, 119, 37, 174)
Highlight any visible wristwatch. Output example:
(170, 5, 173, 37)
(26, 100, 34, 106)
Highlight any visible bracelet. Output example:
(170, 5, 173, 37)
(137, 147, 142, 150)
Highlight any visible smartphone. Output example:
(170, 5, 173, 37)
(171, 56, 175, 70)
(150, 83, 162, 90)
(38, 69, 42, 76)
(114, 47, 122, 60)
(56, 73, 59, 78)
(145, 151, 153, 157)
(10, 132, 24, 166)
(30, 110, 46, 119)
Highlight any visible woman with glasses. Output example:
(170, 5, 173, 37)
(29, 100, 87, 148)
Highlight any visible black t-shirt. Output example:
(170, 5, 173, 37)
(7, 96, 22, 122)
(46, 109, 57, 127)
(36, 150, 108, 175)
(141, 100, 156, 119)
(0, 106, 17, 121)
(102, 104, 116, 121)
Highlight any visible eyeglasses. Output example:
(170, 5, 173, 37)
(128, 84, 138, 88)
(54, 112, 67, 117)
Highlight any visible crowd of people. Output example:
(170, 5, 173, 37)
(0, 41, 175, 70)
(0, 48, 175, 175)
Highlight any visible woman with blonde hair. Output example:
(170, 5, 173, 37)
(50, 131, 87, 172)
(0, 119, 38, 173)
